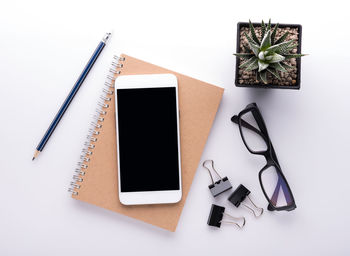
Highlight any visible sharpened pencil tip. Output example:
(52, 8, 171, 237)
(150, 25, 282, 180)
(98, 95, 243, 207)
(32, 150, 39, 161)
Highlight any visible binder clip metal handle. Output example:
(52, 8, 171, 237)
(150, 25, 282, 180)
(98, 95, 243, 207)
(203, 160, 232, 197)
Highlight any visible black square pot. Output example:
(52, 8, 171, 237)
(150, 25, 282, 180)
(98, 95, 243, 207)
(235, 22, 302, 90)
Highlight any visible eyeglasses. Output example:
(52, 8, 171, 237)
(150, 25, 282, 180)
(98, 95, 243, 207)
(231, 103, 296, 211)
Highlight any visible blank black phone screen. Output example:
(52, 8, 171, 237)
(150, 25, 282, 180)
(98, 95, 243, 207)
(116, 87, 180, 192)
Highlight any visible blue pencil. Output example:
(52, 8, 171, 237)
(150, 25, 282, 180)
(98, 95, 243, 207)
(33, 32, 111, 160)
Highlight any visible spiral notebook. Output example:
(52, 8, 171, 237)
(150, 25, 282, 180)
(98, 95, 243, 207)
(69, 54, 224, 231)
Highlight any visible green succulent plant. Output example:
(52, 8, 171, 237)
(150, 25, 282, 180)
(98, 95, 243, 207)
(235, 19, 306, 84)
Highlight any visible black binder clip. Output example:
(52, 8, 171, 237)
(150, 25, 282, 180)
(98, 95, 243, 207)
(202, 160, 232, 197)
(207, 204, 245, 229)
(228, 184, 264, 217)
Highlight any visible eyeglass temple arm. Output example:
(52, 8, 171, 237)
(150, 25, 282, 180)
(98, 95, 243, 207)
(233, 115, 280, 166)
(269, 144, 280, 167)
(231, 115, 266, 138)
(251, 112, 281, 167)
(252, 110, 269, 136)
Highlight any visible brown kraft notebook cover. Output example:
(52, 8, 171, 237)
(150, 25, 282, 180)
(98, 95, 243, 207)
(71, 54, 224, 231)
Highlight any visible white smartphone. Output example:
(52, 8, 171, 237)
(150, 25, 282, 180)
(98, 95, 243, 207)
(114, 74, 182, 205)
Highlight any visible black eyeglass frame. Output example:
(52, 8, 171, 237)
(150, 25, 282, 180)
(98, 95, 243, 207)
(231, 103, 296, 211)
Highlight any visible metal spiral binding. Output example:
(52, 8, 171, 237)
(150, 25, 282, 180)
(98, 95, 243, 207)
(68, 55, 125, 196)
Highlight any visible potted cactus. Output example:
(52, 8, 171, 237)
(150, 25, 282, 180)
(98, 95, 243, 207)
(235, 20, 306, 89)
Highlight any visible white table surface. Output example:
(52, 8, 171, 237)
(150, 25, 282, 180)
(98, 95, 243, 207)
(1, 0, 349, 255)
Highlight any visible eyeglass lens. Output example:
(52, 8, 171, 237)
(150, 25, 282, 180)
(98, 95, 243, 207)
(260, 165, 294, 208)
(240, 111, 268, 152)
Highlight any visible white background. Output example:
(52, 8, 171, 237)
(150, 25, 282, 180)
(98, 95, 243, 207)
(0, 0, 349, 255)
